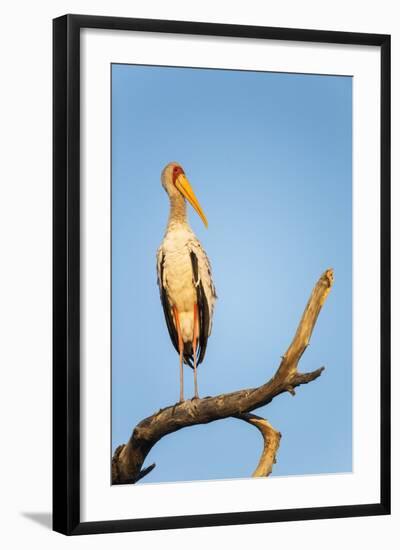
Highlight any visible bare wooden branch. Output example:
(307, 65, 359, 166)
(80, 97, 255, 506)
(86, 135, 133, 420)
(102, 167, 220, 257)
(235, 414, 281, 477)
(112, 269, 334, 484)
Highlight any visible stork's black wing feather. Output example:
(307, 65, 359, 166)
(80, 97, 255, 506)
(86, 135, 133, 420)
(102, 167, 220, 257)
(158, 253, 179, 355)
(190, 251, 210, 366)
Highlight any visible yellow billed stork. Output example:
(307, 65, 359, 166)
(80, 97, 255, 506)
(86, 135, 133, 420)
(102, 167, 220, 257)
(157, 162, 216, 402)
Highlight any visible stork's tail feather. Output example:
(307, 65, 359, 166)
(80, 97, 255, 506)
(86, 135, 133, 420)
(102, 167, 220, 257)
(183, 341, 194, 368)
(183, 341, 202, 368)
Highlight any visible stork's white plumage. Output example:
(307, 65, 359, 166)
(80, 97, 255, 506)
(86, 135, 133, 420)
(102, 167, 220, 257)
(157, 162, 216, 402)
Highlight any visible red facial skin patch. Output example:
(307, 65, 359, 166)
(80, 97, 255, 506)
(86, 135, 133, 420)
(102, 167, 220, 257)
(172, 165, 184, 185)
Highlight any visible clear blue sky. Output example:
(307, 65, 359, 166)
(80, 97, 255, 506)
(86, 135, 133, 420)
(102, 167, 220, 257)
(111, 64, 352, 483)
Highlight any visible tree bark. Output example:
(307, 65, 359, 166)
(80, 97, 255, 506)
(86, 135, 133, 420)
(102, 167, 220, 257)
(112, 268, 334, 484)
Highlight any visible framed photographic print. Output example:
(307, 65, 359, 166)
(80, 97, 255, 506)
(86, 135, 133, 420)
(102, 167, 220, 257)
(53, 14, 390, 535)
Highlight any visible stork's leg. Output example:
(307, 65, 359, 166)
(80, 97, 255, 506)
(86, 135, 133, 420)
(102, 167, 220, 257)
(193, 304, 199, 399)
(173, 306, 184, 403)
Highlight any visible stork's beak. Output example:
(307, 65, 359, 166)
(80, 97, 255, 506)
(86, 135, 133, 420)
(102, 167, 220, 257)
(175, 173, 208, 228)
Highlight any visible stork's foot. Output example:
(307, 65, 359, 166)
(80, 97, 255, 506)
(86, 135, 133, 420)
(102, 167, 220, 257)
(172, 400, 185, 415)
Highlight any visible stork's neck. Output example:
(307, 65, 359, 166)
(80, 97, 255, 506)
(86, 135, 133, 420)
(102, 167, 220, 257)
(167, 194, 189, 230)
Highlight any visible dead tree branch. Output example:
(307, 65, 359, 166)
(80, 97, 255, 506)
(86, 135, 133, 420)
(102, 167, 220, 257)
(112, 268, 334, 484)
(235, 413, 281, 477)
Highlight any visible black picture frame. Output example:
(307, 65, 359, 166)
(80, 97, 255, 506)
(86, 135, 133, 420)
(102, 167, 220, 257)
(53, 14, 391, 536)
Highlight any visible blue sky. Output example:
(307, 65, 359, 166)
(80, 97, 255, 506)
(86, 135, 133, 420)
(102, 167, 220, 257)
(111, 64, 352, 483)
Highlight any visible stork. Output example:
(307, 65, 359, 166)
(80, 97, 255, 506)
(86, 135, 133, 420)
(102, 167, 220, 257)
(157, 162, 217, 402)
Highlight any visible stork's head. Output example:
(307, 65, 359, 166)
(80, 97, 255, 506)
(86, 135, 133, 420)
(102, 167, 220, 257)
(161, 162, 208, 227)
